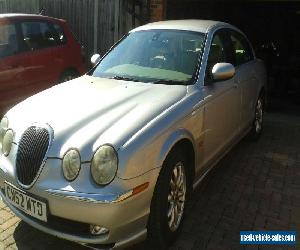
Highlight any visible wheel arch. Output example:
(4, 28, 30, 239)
(158, 129, 196, 186)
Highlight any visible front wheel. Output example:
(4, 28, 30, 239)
(249, 94, 264, 140)
(147, 150, 188, 249)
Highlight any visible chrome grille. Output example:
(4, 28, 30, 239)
(16, 126, 50, 186)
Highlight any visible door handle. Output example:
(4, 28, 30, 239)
(233, 83, 238, 89)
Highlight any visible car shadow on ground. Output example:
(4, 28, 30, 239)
(13, 220, 84, 250)
(12, 112, 300, 250)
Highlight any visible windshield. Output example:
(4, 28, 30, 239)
(90, 30, 205, 85)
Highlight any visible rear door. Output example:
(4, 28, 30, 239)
(19, 20, 60, 91)
(228, 30, 257, 131)
(51, 22, 71, 77)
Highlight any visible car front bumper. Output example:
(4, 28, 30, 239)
(0, 155, 160, 249)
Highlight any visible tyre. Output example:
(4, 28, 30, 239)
(147, 149, 189, 249)
(249, 94, 264, 141)
(59, 69, 79, 83)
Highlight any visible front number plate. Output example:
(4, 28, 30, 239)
(4, 181, 47, 222)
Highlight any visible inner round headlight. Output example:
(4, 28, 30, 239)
(2, 129, 14, 156)
(62, 149, 81, 181)
(91, 145, 118, 185)
(0, 117, 9, 145)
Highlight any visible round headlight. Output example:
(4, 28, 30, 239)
(2, 129, 14, 156)
(0, 117, 9, 145)
(62, 149, 81, 181)
(91, 145, 118, 185)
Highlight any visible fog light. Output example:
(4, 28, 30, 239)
(90, 224, 109, 235)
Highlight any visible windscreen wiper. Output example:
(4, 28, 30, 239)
(152, 79, 185, 85)
(110, 75, 140, 82)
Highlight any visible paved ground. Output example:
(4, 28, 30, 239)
(0, 111, 299, 250)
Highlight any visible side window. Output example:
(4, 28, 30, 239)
(230, 31, 254, 66)
(21, 21, 57, 51)
(53, 23, 67, 45)
(207, 34, 226, 71)
(206, 30, 232, 82)
(0, 23, 19, 58)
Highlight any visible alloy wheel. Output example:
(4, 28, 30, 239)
(167, 162, 186, 232)
(255, 98, 263, 133)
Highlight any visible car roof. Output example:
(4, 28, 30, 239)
(0, 13, 65, 22)
(131, 19, 233, 34)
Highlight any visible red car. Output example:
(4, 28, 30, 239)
(0, 14, 86, 113)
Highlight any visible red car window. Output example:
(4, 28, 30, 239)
(53, 23, 67, 45)
(21, 21, 57, 50)
(0, 23, 19, 58)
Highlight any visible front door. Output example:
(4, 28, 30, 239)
(202, 29, 240, 166)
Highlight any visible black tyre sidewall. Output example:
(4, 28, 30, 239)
(148, 150, 189, 249)
(249, 94, 264, 141)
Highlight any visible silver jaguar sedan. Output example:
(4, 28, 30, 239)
(0, 20, 266, 249)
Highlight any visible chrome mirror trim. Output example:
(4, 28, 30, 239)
(90, 54, 101, 65)
(212, 62, 235, 81)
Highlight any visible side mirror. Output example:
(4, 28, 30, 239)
(212, 63, 235, 81)
(91, 54, 101, 66)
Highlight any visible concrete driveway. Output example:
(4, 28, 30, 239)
(1, 111, 299, 250)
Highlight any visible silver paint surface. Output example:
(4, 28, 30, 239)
(0, 20, 266, 248)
